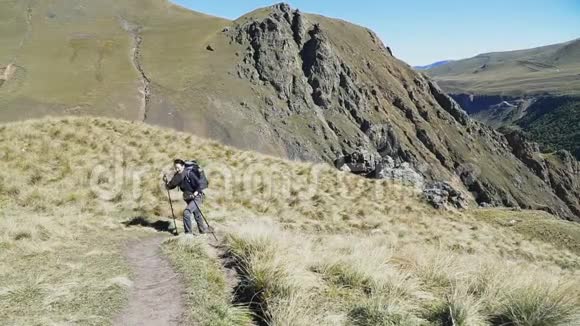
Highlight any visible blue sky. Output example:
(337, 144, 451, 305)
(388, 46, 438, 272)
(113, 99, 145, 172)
(171, 0, 580, 66)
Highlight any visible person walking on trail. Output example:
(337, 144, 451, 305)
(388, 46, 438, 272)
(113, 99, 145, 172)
(164, 159, 209, 235)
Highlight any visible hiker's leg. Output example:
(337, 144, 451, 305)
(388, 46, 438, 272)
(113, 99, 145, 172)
(183, 201, 195, 234)
(191, 197, 208, 234)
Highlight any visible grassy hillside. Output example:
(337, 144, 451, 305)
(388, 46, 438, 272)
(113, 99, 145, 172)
(426, 39, 580, 96)
(1, 117, 579, 325)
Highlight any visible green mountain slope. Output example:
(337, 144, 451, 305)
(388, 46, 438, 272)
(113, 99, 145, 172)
(0, 0, 229, 125)
(514, 97, 580, 158)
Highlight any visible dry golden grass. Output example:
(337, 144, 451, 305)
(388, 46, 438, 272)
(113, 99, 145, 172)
(1, 116, 579, 325)
(223, 222, 580, 325)
(0, 205, 138, 325)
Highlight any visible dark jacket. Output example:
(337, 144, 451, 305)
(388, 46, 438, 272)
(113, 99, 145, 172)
(166, 169, 202, 202)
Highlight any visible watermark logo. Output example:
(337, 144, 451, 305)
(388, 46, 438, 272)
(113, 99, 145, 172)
(87, 149, 430, 213)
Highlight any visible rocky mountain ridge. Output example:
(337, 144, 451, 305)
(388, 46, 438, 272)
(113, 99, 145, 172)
(226, 4, 578, 220)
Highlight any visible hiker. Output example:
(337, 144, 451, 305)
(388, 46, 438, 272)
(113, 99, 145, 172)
(163, 159, 209, 235)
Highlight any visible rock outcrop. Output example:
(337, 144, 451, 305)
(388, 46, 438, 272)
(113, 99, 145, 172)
(335, 147, 471, 212)
(335, 148, 382, 177)
(335, 148, 424, 189)
(504, 130, 550, 183)
(504, 130, 580, 219)
(423, 181, 468, 209)
(335, 148, 468, 210)
(427, 81, 470, 126)
(545, 151, 580, 217)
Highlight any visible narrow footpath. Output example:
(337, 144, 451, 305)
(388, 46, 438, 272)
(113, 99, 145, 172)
(113, 236, 185, 326)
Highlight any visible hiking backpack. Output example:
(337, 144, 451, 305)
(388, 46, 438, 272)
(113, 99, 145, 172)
(184, 160, 209, 191)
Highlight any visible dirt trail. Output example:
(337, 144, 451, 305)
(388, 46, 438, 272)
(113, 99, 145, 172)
(114, 235, 185, 326)
(118, 17, 151, 122)
(130, 29, 151, 122)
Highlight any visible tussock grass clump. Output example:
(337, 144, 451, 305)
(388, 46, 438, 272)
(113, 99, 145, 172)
(427, 286, 487, 326)
(163, 237, 253, 326)
(348, 296, 426, 326)
(315, 261, 373, 290)
(225, 223, 321, 325)
(491, 283, 580, 326)
(264, 292, 325, 326)
(402, 249, 457, 292)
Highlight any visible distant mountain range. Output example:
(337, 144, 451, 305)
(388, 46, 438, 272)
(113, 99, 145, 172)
(413, 60, 452, 70)
(424, 39, 580, 160)
(425, 38, 580, 95)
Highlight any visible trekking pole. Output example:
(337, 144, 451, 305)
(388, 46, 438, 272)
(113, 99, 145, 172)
(192, 199, 218, 241)
(166, 188, 179, 236)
